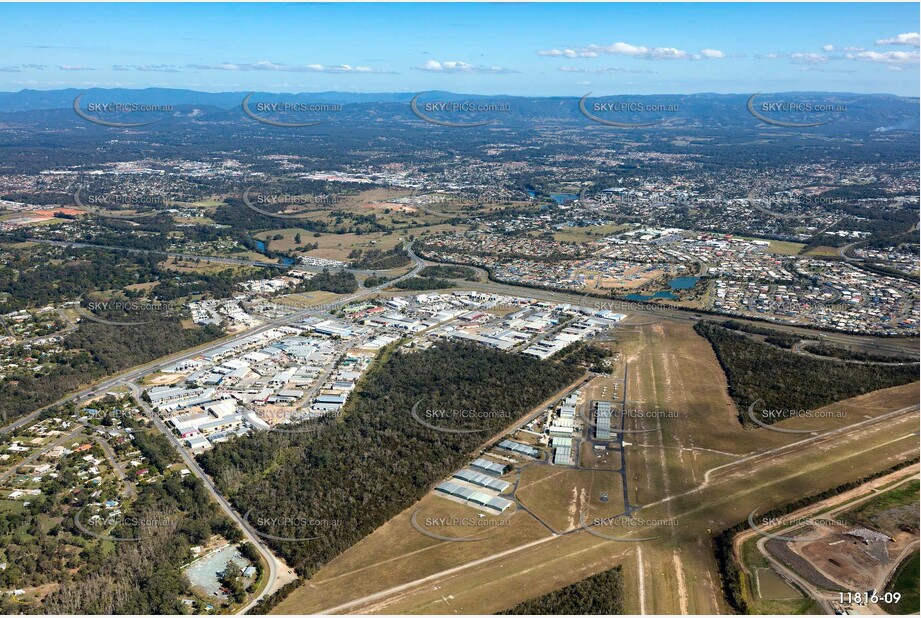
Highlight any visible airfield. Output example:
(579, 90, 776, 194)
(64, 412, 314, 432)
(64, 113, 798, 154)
(271, 319, 919, 615)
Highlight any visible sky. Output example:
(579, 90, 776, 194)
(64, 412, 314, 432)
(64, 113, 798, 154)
(0, 3, 918, 96)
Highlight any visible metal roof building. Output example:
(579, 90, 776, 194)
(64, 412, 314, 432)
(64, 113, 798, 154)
(471, 458, 509, 476)
(434, 481, 514, 513)
(498, 439, 540, 458)
(552, 436, 573, 465)
(595, 401, 612, 440)
(453, 469, 511, 493)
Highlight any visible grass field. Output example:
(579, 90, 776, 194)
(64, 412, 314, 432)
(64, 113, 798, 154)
(882, 549, 920, 615)
(514, 466, 624, 533)
(552, 224, 630, 243)
(804, 246, 842, 257)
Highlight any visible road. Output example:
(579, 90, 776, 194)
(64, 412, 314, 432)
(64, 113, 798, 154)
(1, 240, 914, 612)
(747, 470, 920, 614)
(24, 236, 918, 356)
(126, 382, 295, 613)
(92, 435, 136, 498)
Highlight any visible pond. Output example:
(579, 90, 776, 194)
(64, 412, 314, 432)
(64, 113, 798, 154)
(253, 239, 295, 265)
(668, 277, 700, 290)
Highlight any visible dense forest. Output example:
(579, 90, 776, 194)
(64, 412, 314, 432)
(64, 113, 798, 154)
(349, 245, 410, 270)
(417, 265, 479, 281)
(803, 341, 917, 364)
(294, 269, 357, 295)
(694, 321, 918, 425)
(497, 566, 624, 614)
(392, 276, 455, 291)
(199, 340, 583, 577)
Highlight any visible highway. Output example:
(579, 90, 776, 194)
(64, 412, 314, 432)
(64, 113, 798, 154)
(0, 240, 914, 611)
(27, 236, 918, 356)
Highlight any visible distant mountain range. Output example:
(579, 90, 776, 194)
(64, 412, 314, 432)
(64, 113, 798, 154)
(0, 88, 486, 112)
(0, 88, 916, 133)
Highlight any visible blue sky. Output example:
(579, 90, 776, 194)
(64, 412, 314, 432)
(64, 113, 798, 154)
(1, 3, 918, 95)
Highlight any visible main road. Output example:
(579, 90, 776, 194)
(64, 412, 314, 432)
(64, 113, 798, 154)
(126, 383, 294, 613)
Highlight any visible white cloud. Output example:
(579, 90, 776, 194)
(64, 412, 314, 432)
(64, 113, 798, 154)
(0, 63, 46, 72)
(412, 60, 518, 74)
(847, 50, 920, 65)
(798, 66, 856, 74)
(558, 66, 655, 74)
(537, 48, 597, 58)
(187, 61, 389, 73)
(875, 33, 920, 47)
(537, 41, 724, 61)
(113, 64, 181, 73)
(789, 52, 831, 65)
(59, 65, 94, 71)
(822, 44, 835, 52)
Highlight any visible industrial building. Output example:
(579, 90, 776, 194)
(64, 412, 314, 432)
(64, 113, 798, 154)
(552, 436, 573, 465)
(434, 480, 514, 513)
(595, 401, 612, 440)
(497, 439, 540, 458)
(471, 457, 509, 476)
(452, 468, 511, 493)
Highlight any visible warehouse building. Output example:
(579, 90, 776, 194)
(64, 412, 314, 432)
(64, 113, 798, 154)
(435, 481, 514, 513)
(549, 416, 574, 436)
(552, 436, 573, 465)
(312, 319, 353, 338)
(595, 401, 612, 440)
(453, 468, 511, 493)
(498, 439, 540, 458)
(471, 457, 509, 476)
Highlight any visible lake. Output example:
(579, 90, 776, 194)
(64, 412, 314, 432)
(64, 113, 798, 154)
(668, 277, 699, 290)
